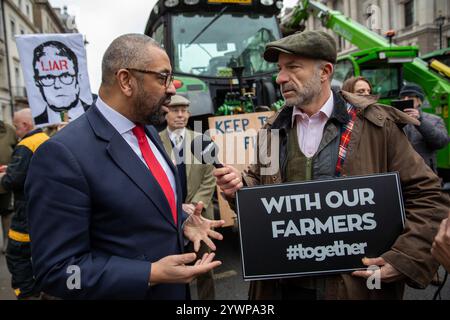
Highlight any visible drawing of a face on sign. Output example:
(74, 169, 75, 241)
(33, 41, 80, 113)
(16, 34, 93, 128)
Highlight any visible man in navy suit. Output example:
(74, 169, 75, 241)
(25, 34, 225, 300)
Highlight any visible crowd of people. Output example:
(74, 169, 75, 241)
(0, 30, 449, 300)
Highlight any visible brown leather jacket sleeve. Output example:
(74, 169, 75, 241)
(381, 119, 450, 288)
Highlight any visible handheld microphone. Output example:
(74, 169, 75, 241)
(190, 135, 224, 168)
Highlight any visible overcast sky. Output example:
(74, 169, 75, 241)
(48, 0, 297, 93)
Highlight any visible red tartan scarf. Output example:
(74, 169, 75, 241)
(335, 104, 358, 176)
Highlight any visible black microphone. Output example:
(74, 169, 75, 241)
(190, 135, 224, 168)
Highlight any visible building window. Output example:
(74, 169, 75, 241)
(18, 0, 22, 10)
(26, 4, 30, 17)
(404, 0, 414, 28)
(0, 58, 4, 87)
(10, 19, 16, 38)
(14, 66, 20, 90)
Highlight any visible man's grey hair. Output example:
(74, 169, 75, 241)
(101, 33, 162, 86)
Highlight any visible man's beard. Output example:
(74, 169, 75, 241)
(282, 70, 322, 107)
(135, 85, 170, 126)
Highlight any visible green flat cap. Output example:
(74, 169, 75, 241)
(168, 94, 190, 107)
(264, 30, 337, 64)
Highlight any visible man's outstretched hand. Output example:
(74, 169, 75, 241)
(149, 252, 222, 285)
(183, 201, 225, 252)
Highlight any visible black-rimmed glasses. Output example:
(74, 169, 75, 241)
(125, 68, 174, 88)
(35, 73, 76, 87)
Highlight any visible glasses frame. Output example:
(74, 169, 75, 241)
(125, 68, 174, 88)
(35, 72, 77, 87)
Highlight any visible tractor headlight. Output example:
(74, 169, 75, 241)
(164, 0, 179, 8)
(260, 0, 274, 6)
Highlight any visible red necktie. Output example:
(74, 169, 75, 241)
(132, 124, 177, 224)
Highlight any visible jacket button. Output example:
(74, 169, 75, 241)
(377, 114, 383, 120)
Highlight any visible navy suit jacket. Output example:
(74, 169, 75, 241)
(26, 104, 189, 299)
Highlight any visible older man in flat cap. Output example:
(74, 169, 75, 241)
(160, 94, 217, 300)
(214, 30, 450, 299)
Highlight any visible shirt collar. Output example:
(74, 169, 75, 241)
(291, 90, 334, 127)
(167, 127, 186, 142)
(95, 96, 135, 135)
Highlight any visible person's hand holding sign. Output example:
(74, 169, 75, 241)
(431, 212, 450, 273)
(352, 257, 405, 283)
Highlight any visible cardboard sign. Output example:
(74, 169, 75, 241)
(236, 173, 406, 280)
(208, 111, 274, 227)
(16, 33, 93, 127)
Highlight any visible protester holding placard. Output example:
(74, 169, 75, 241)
(214, 30, 450, 300)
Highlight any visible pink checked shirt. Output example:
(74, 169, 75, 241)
(291, 91, 334, 158)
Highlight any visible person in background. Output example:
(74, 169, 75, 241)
(341, 76, 373, 96)
(0, 109, 49, 299)
(0, 119, 17, 254)
(399, 83, 450, 286)
(160, 94, 217, 300)
(399, 83, 450, 174)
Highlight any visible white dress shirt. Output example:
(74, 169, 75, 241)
(167, 127, 186, 149)
(95, 97, 177, 198)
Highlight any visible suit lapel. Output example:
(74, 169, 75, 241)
(160, 129, 175, 163)
(86, 105, 178, 230)
(184, 130, 193, 181)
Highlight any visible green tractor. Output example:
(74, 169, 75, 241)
(281, 0, 450, 182)
(144, 0, 284, 125)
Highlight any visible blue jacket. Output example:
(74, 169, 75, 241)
(26, 105, 188, 300)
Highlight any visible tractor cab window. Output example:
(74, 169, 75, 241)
(152, 23, 164, 48)
(172, 13, 280, 78)
(361, 66, 401, 99)
(334, 59, 354, 86)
